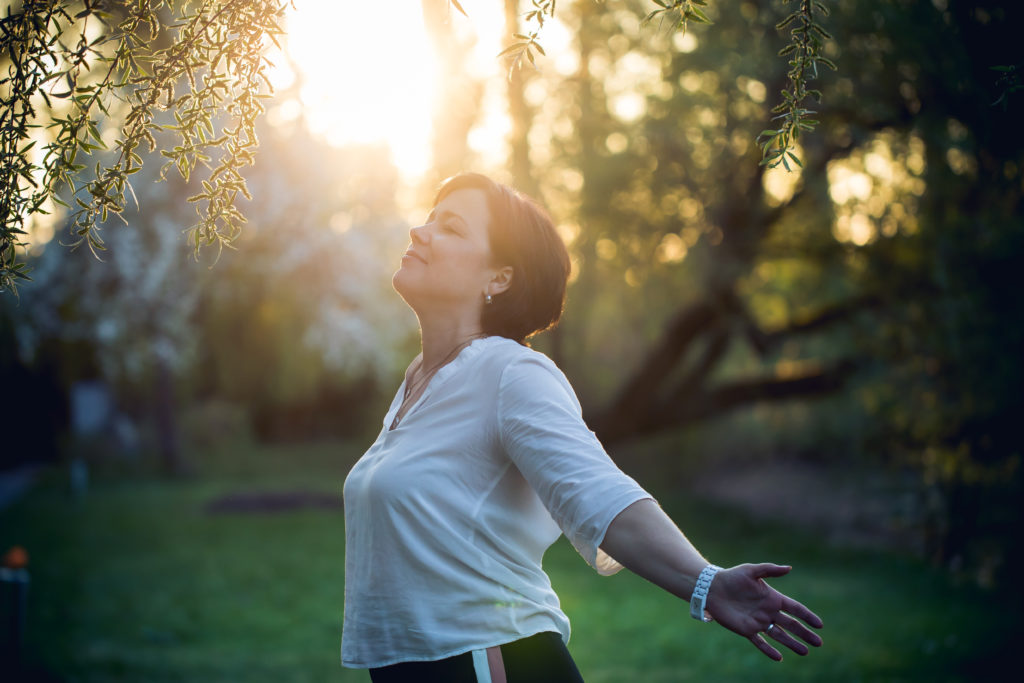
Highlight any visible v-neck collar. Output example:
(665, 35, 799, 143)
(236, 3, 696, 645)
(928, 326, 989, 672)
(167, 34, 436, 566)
(386, 335, 502, 430)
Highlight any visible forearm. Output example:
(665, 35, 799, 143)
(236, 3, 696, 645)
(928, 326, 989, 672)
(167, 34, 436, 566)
(599, 498, 711, 602)
(600, 500, 825, 662)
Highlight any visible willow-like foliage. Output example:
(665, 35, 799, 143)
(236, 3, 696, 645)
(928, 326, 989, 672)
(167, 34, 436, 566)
(1, 0, 289, 293)
(506, 0, 834, 169)
(3, 0, 832, 294)
(758, 0, 836, 170)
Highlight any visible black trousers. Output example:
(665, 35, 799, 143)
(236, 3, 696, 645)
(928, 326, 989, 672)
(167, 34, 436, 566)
(368, 631, 585, 683)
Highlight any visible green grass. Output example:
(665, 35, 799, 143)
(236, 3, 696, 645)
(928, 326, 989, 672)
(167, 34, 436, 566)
(0, 440, 1013, 682)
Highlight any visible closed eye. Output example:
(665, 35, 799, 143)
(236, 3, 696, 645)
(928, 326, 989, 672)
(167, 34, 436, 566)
(433, 210, 466, 235)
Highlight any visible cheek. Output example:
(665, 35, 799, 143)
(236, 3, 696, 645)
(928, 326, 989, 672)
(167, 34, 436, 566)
(441, 248, 490, 279)
(459, 260, 494, 290)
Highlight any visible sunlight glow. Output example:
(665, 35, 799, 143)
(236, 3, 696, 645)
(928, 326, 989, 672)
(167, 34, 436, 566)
(271, 2, 437, 175)
(268, 3, 428, 177)
(827, 132, 928, 245)
(269, 1, 517, 181)
(268, 1, 581, 187)
(763, 159, 802, 206)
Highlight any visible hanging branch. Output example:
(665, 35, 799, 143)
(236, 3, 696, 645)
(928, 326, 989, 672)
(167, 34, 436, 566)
(3, 0, 842, 296)
(1, 0, 290, 294)
(497, 0, 555, 75)
(642, 0, 713, 33)
(758, 0, 836, 171)
(491, 0, 831, 171)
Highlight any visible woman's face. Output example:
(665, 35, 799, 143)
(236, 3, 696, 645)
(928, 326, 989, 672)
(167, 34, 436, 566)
(392, 187, 508, 318)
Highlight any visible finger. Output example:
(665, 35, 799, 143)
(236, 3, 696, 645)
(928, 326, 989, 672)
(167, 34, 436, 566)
(775, 613, 823, 648)
(781, 596, 824, 630)
(765, 623, 810, 656)
(749, 633, 783, 662)
(751, 563, 792, 579)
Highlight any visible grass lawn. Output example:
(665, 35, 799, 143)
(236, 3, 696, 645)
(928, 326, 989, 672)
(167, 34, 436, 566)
(0, 440, 1013, 682)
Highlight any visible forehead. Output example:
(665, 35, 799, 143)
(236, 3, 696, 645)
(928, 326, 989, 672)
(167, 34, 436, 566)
(434, 187, 491, 231)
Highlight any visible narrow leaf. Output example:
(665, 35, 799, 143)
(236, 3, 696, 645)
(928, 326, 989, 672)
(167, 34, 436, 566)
(449, 0, 468, 17)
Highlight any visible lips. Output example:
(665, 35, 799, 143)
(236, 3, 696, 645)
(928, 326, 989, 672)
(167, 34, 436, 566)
(403, 249, 427, 264)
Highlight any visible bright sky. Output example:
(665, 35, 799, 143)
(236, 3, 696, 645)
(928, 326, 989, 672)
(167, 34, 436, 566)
(268, 0, 508, 180)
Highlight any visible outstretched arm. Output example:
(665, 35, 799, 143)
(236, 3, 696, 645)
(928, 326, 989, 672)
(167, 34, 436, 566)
(599, 498, 824, 661)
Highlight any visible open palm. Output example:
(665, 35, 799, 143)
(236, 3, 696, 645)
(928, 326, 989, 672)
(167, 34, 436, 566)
(707, 563, 824, 661)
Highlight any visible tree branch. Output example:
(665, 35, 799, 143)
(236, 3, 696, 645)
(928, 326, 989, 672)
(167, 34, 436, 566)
(741, 293, 884, 356)
(667, 323, 732, 403)
(599, 358, 856, 444)
(595, 299, 720, 427)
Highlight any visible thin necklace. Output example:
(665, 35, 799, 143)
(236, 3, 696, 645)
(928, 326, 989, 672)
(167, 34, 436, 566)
(391, 333, 485, 429)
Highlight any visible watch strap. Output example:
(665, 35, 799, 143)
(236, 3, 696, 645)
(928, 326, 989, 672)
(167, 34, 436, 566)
(689, 564, 722, 622)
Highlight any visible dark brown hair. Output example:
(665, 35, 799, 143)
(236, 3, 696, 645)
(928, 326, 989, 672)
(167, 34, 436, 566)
(435, 173, 570, 343)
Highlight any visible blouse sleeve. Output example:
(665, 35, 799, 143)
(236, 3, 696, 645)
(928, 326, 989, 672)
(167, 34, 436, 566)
(497, 354, 654, 575)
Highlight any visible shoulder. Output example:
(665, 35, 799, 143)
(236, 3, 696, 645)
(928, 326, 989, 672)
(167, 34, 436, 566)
(481, 337, 564, 380)
(485, 338, 580, 413)
(468, 336, 575, 401)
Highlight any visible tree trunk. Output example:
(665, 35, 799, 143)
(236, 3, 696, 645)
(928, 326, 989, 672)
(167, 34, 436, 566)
(504, 0, 538, 197)
(155, 356, 188, 476)
(422, 0, 484, 187)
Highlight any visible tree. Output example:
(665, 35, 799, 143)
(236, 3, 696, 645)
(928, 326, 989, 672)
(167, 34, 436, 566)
(3, 0, 833, 293)
(2, 0, 289, 292)
(421, 0, 487, 190)
(517, 0, 1022, 588)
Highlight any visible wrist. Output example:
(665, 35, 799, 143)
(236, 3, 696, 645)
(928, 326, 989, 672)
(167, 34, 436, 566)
(689, 564, 722, 622)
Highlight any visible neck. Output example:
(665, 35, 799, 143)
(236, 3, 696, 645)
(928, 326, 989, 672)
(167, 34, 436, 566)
(417, 315, 486, 369)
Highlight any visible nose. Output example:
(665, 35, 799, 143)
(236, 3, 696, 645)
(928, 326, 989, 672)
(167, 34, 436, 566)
(410, 222, 430, 245)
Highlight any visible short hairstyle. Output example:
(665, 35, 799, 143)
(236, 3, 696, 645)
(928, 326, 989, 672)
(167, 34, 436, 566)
(435, 173, 571, 344)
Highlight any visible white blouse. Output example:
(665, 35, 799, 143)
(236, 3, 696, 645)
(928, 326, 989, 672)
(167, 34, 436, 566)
(341, 336, 653, 668)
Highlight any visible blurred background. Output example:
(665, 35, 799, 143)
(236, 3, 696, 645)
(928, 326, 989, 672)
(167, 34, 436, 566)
(1, 0, 1020, 680)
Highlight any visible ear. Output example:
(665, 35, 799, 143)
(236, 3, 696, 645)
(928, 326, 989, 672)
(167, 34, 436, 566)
(487, 265, 514, 297)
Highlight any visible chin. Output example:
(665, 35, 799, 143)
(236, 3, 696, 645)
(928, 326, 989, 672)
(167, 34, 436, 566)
(392, 268, 418, 306)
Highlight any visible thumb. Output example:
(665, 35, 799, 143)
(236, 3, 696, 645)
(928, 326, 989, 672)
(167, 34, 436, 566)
(750, 563, 792, 579)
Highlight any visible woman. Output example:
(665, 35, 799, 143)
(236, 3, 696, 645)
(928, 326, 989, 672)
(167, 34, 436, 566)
(342, 173, 823, 682)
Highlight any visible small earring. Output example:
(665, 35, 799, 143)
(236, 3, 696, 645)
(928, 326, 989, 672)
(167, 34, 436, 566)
(485, 293, 493, 305)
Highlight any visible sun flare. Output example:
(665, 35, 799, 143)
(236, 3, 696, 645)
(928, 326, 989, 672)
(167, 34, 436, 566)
(269, 1, 507, 180)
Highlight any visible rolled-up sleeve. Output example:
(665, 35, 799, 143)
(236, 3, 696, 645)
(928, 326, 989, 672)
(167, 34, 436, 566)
(497, 355, 654, 575)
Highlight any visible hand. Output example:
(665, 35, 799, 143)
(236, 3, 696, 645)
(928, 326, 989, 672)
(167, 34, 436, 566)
(706, 563, 823, 661)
